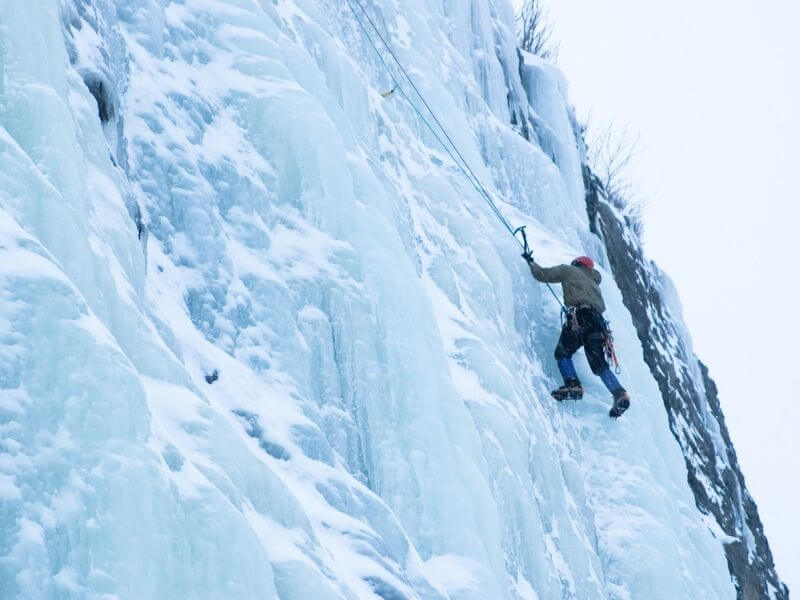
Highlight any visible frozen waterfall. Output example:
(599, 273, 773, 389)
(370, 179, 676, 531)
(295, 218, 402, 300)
(0, 0, 742, 598)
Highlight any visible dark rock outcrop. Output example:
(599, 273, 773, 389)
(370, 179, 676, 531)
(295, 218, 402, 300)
(584, 167, 788, 599)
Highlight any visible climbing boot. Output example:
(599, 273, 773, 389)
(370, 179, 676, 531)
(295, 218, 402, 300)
(608, 389, 631, 418)
(551, 378, 583, 401)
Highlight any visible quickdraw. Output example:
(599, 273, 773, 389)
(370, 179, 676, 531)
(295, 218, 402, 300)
(563, 306, 580, 331)
(604, 325, 621, 374)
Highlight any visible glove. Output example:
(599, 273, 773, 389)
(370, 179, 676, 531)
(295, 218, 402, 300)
(521, 251, 533, 263)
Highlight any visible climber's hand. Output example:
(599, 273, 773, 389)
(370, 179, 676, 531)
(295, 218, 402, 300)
(521, 251, 533, 263)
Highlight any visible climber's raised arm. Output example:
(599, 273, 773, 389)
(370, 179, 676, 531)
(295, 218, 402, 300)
(526, 257, 572, 284)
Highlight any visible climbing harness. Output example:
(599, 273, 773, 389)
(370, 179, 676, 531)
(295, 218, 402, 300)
(561, 305, 623, 374)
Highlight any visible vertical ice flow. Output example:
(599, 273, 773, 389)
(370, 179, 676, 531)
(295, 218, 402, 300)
(0, 0, 736, 598)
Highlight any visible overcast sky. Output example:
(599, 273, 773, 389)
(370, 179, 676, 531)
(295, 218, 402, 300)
(513, 0, 799, 589)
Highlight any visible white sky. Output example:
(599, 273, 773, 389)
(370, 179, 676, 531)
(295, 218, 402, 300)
(513, 0, 799, 589)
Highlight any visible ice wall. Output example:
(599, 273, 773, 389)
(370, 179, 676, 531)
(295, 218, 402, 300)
(0, 0, 740, 598)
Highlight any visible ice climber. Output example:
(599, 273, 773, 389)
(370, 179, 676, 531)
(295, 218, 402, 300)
(522, 252, 631, 418)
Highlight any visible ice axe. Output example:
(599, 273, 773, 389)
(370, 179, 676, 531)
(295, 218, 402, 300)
(514, 225, 532, 261)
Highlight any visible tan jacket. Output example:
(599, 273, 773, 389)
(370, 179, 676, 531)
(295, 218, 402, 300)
(529, 261, 606, 313)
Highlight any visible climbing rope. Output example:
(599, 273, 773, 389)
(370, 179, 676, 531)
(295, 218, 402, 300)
(346, 0, 515, 235)
(344, 0, 515, 233)
(515, 225, 565, 310)
(344, 0, 566, 311)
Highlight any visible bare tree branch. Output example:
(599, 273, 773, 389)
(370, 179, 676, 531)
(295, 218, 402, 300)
(516, 0, 559, 62)
(585, 120, 647, 237)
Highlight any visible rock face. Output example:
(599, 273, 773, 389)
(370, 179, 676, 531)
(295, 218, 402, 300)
(584, 168, 789, 599)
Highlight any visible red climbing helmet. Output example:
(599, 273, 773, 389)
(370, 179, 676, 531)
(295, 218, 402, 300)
(572, 256, 594, 269)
